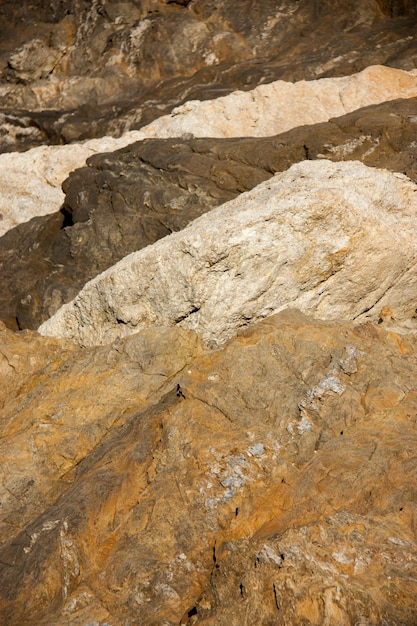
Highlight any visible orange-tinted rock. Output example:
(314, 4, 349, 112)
(0, 310, 416, 624)
(0, 322, 204, 544)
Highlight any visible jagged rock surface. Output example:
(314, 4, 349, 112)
(1, 310, 416, 624)
(0, 321, 204, 546)
(2, 64, 416, 239)
(39, 160, 417, 347)
(2, 95, 417, 330)
(1, 5, 417, 623)
(1, 0, 417, 151)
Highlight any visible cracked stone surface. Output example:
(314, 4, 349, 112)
(1, 3, 417, 624)
(2, 64, 416, 239)
(39, 160, 417, 347)
(1, 310, 416, 624)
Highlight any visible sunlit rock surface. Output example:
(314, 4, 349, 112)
(142, 65, 417, 138)
(1, 311, 416, 624)
(0, 133, 145, 236)
(2, 95, 417, 330)
(1, 0, 417, 151)
(39, 160, 417, 346)
(1, 3, 417, 624)
(2, 64, 416, 238)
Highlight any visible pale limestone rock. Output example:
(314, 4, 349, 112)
(0, 132, 145, 236)
(2, 65, 417, 236)
(39, 160, 417, 347)
(142, 65, 417, 138)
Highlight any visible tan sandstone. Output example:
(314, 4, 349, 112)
(0, 310, 416, 624)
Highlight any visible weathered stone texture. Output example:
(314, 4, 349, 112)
(142, 65, 417, 139)
(1, 310, 416, 624)
(1, 4, 417, 624)
(0, 322, 204, 548)
(39, 160, 417, 347)
(0, 132, 146, 236)
(1, 0, 417, 150)
(2, 64, 415, 239)
(2, 95, 417, 331)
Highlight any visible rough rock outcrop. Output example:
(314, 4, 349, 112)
(142, 65, 417, 139)
(0, 132, 144, 236)
(2, 64, 416, 238)
(1, 310, 416, 624)
(1, 0, 417, 151)
(2, 95, 417, 330)
(39, 160, 417, 347)
(2, 3, 417, 625)
(0, 321, 204, 546)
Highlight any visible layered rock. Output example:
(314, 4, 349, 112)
(2, 95, 417, 330)
(1, 3, 417, 625)
(1, 310, 416, 624)
(2, 64, 416, 238)
(39, 160, 417, 347)
(0, 132, 144, 236)
(1, 0, 417, 150)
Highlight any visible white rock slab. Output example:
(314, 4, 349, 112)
(142, 65, 417, 138)
(39, 160, 417, 347)
(2, 65, 417, 236)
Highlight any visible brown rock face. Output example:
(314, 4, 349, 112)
(0, 311, 416, 624)
(0, 0, 417, 150)
(1, 95, 417, 330)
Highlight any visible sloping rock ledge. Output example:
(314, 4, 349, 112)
(39, 159, 417, 347)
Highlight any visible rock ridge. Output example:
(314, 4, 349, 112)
(1, 0, 417, 151)
(2, 94, 417, 330)
(2, 64, 416, 238)
(1, 3, 417, 624)
(38, 160, 417, 347)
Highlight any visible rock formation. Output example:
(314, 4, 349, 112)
(1, 310, 417, 624)
(0, 132, 144, 236)
(1, 2, 417, 625)
(2, 64, 416, 239)
(1, 0, 417, 151)
(39, 160, 417, 346)
(141, 65, 417, 139)
(2, 94, 417, 330)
